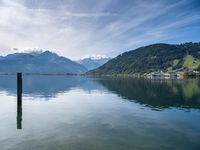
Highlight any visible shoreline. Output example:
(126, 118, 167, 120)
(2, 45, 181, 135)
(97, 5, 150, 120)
(0, 72, 199, 79)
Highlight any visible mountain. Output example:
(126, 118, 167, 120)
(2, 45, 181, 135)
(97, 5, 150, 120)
(0, 51, 87, 74)
(88, 42, 200, 75)
(77, 57, 111, 71)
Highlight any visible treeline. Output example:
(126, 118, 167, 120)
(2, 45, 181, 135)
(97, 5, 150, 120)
(89, 42, 200, 75)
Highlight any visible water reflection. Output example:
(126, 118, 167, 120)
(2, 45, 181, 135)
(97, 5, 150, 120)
(0, 75, 105, 99)
(97, 77, 200, 109)
(0, 75, 200, 109)
(1, 75, 200, 149)
(17, 101, 22, 129)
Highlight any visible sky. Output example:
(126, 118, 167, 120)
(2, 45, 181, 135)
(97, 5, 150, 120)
(0, 0, 200, 60)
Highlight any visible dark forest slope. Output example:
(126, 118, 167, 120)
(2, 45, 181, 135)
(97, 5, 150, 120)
(89, 42, 200, 74)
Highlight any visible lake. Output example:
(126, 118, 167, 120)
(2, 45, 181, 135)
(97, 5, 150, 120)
(0, 75, 200, 150)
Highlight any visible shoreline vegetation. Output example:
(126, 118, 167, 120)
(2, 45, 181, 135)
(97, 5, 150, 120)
(87, 73, 200, 79)
(0, 71, 200, 79)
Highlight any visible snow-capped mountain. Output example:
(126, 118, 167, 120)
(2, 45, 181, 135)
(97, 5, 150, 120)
(0, 51, 87, 74)
(77, 57, 111, 71)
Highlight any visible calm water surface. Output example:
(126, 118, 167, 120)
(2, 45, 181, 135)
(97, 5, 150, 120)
(0, 75, 200, 150)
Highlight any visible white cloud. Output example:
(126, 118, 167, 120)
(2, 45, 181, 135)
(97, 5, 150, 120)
(0, 0, 199, 59)
(63, 12, 119, 17)
(0, 0, 91, 57)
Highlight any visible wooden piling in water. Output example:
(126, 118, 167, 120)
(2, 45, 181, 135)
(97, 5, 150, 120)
(17, 73, 22, 103)
(17, 72, 22, 129)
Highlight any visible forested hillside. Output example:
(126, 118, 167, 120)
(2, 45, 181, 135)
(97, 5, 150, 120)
(89, 42, 200, 74)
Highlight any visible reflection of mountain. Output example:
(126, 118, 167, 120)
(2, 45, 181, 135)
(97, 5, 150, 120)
(96, 77, 200, 109)
(1, 75, 200, 109)
(0, 75, 105, 99)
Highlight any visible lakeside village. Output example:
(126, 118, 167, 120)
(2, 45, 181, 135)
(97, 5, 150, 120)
(143, 70, 200, 79)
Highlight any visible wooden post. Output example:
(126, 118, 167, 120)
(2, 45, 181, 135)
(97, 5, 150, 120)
(17, 73, 22, 129)
(17, 73, 22, 103)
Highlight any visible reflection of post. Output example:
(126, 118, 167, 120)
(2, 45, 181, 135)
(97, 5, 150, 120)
(17, 73, 22, 129)
(17, 100, 22, 129)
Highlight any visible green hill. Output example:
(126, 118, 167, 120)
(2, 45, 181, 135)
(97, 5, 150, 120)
(88, 42, 200, 75)
(183, 55, 200, 71)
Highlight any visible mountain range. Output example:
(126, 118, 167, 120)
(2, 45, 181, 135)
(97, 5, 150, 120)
(89, 42, 200, 75)
(0, 51, 87, 74)
(1, 42, 200, 75)
(77, 57, 111, 71)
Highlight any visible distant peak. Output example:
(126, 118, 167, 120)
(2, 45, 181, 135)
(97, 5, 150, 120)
(28, 50, 44, 55)
(81, 54, 110, 60)
(12, 47, 56, 54)
(41, 50, 54, 55)
(43, 50, 52, 53)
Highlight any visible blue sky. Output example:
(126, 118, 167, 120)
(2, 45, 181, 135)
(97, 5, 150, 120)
(0, 0, 199, 59)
